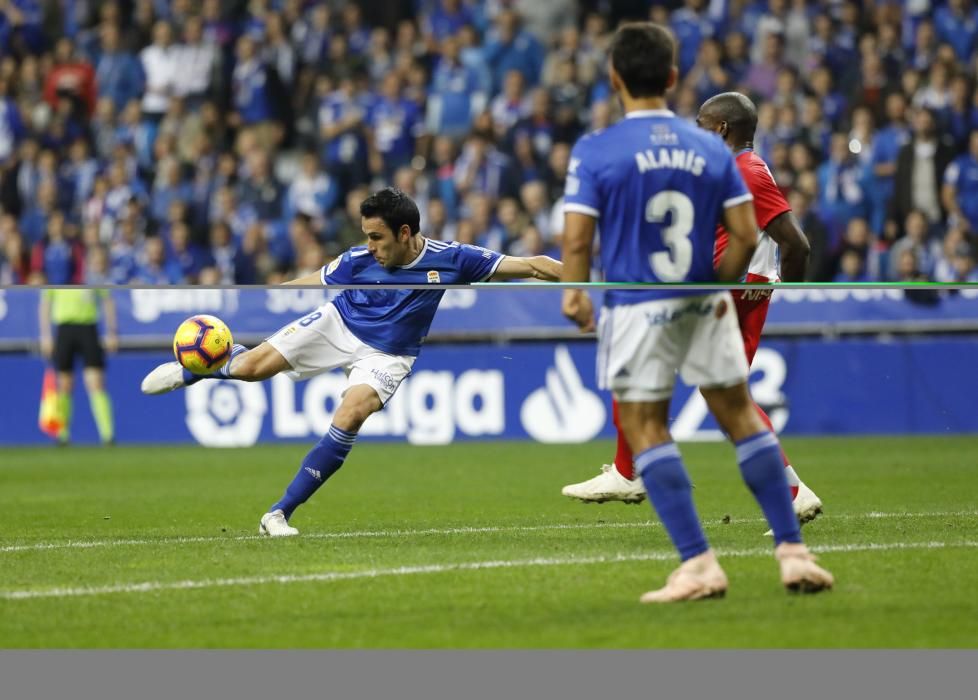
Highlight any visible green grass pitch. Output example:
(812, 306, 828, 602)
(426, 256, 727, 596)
(1, 436, 976, 648)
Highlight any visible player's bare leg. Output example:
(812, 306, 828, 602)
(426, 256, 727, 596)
(702, 382, 833, 594)
(617, 399, 728, 603)
(55, 371, 74, 445)
(561, 398, 645, 503)
(83, 367, 114, 445)
(261, 384, 383, 537)
(141, 341, 288, 394)
(225, 342, 292, 381)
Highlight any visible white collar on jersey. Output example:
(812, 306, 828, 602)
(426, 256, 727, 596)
(398, 236, 430, 269)
(624, 109, 676, 118)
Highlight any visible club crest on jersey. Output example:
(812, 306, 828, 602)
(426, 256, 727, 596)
(427, 270, 441, 283)
(326, 257, 341, 275)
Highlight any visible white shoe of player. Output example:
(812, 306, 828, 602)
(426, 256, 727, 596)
(764, 481, 824, 536)
(259, 509, 299, 537)
(793, 482, 823, 524)
(775, 542, 834, 594)
(140, 361, 188, 395)
(561, 464, 647, 504)
(639, 550, 728, 603)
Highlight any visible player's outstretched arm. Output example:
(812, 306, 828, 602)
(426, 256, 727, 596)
(283, 271, 324, 286)
(717, 201, 759, 282)
(560, 211, 596, 332)
(491, 255, 563, 281)
(766, 211, 811, 283)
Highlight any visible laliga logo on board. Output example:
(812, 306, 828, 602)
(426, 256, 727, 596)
(520, 345, 606, 443)
(185, 380, 267, 447)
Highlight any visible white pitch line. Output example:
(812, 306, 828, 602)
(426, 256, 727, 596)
(2, 510, 976, 555)
(2, 540, 975, 602)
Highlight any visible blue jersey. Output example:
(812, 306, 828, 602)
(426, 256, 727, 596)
(321, 238, 504, 356)
(563, 109, 751, 307)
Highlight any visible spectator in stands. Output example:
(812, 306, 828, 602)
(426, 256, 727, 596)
(31, 211, 84, 284)
(285, 151, 337, 231)
(942, 130, 978, 234)
(933, 226, 971, 282)
(817, 132, 868, 249)
(139, 21, 177, 128)
(134, 234, 183, 284)
(890, 209, 937, 280)
(173, 15, 220, 110)
(427, 33, 486, 140)
(453, 129, 516, 201)
(94, 22, 144, 113)
(893, 107, 955, 230)
(238, 148, 282, 224)
(368, 73, 422, 180)
(870, 92, 911, 234)
(4, 0, 978, 287)
(318, 74, 368, 198)
(484, 10, 544, 94)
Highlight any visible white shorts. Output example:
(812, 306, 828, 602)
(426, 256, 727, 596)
(597, 292, 749, 402)
(266, 303, 415, 405)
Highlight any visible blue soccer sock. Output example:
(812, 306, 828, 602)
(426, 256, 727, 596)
(736, 431, 801, 545)
(636, 442, 709, 561)
(270, 425, 358, 519)
(182, 344, 247, 385)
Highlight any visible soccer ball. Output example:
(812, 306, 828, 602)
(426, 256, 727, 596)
(172, 314, 233, 374)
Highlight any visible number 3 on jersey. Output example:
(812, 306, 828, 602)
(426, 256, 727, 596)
(646, 190, 694, 282)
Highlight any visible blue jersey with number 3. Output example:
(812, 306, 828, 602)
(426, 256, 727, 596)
(563, 109, 751, 306)
(317, 238, 503, 356)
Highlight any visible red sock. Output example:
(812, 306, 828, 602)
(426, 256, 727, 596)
(754, 402, 797, 498)
(611, 398, 635, 479)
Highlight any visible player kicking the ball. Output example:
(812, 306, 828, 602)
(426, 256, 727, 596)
(141, 187, 561, 536)
(561, 92, 823, 530)
(560, 23, 833, 601)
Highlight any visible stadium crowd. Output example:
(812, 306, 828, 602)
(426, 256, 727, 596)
(2, 0, 978, 286)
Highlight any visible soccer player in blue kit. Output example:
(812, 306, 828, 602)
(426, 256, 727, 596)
(142, 187, 561, 536)
(560, 23, 834, 602)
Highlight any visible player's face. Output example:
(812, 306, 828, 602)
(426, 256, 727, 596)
(362, 216, 408, 269)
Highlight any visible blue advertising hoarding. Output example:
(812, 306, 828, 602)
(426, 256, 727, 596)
(1, 287, 978, 346)
(0, 336, 976, 446)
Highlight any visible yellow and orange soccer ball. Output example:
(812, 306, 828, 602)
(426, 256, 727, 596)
(172, 314, 233, 374)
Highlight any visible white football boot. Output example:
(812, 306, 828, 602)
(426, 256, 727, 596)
(792, 482, 823, 524)
(561, 464, 647, 504)
(764, 481, 824, 536)
(259, 510, 299, 537)
(775, 542, 834, 594)
(140, 361, 190, 395)
(639, 550, 728, 603)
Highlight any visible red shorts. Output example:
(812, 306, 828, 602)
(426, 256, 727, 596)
(733, 273, 773, 365)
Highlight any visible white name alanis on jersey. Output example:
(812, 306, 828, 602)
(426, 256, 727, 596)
(635, 148, 706, 176)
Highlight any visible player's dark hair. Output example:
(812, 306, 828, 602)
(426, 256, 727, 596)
(360, 187, 421, 236)
(609, 23, 676, 98)
(699, 92, 758, 143)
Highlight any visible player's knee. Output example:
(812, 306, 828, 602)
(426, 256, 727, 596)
(703, 384, 765, 441)
(231, 347, 276, 381)
(334, 389, 382, 431)
(57, 373, 74, 393)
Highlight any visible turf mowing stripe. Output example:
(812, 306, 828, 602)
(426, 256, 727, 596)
(2, 509, 975, 555)
(1, 540, 975, 601)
